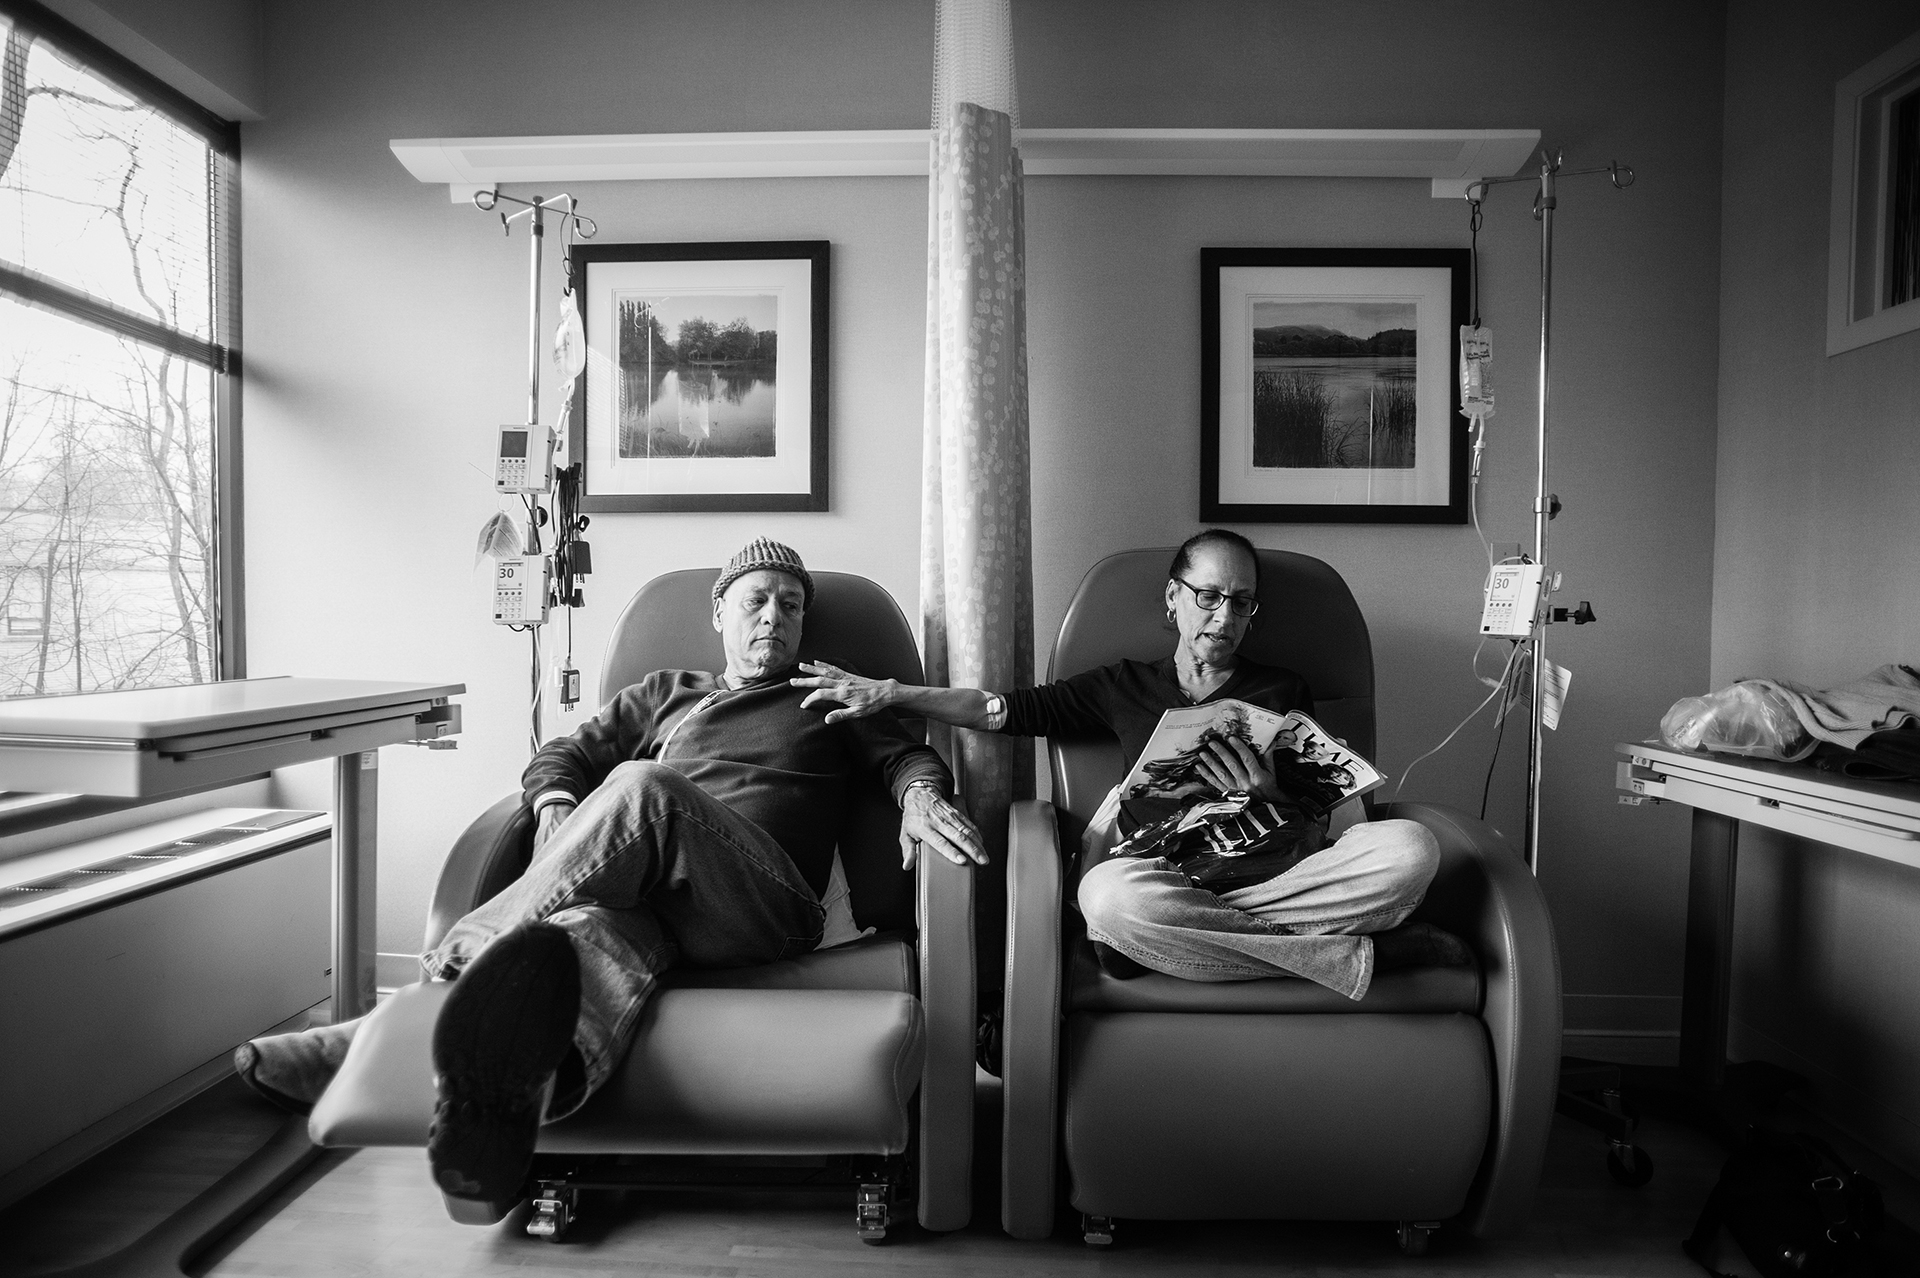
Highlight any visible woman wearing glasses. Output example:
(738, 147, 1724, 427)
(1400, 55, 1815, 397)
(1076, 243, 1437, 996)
(792, 529, 1454, 1001)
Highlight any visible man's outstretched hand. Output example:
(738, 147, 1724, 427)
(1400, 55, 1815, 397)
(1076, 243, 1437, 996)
(899, 785, 987, 870)
(791, 661, 895, 723)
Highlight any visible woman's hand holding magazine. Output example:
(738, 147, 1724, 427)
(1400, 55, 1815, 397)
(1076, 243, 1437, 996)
(1094, 703, 1387, 895)
(1189, 735, 1283, 803)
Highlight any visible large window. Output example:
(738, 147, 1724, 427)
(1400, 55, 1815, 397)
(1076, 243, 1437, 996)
(0, 3, 238, 697)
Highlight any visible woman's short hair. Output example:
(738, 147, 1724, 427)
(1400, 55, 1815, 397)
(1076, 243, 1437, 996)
(1169, 529, 1259, 584)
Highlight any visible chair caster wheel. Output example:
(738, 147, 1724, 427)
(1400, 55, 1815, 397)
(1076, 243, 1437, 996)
(1607, 1141, 1655, 1187)
(526, 1183, 575, 1242)
(856, 1183, 891, 1244)
(1082, 1214, 1115, 1247)
(1396, 1220, 1438, 1256)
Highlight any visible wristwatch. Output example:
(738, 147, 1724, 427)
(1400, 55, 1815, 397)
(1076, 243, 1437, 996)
(904, 779, 944, 806)
(984, 693, 1007, 730)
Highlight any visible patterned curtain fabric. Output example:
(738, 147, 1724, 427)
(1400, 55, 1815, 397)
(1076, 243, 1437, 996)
(921, 99, 1036, 952)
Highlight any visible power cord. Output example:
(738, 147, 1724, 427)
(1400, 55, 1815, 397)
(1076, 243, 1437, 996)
(1478, 643, 1527, 819)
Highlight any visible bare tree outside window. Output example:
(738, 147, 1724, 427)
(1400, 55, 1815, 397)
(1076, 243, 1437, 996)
(0, 17, 224, 697)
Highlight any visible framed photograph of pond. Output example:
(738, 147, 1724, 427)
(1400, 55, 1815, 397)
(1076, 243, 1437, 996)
(570, 240, 829, 512)
(1201, 247, 1469, 524)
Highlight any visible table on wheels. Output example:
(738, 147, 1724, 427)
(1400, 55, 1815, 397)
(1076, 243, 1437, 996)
(0, 675, 463, 1275)
(1617, 741, 1920, 1090)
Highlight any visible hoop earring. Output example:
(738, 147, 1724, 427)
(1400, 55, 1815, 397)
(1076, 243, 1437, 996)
(1165, 608, 1176, 624)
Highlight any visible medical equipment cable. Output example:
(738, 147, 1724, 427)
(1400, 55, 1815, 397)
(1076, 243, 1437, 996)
(1391, 637, 1526, 804)
(1479, 658, 1527, 820)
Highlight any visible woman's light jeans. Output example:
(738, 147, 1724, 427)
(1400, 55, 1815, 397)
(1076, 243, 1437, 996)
(421, 761, 824, 1117)
(1077, 818, 1440, 1001)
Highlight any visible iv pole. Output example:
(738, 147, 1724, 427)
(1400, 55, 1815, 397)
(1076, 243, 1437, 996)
(1467, 149, 1632, 873)
(472, 189, 598, 753)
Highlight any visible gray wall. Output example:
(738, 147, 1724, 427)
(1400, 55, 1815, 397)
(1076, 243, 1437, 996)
(38, 0, 266, 119)
(240, 0, 1728, 1024)
(1714, 0, 1920, 1169)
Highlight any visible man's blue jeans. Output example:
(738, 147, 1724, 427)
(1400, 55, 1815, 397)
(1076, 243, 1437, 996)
(421, 761, 824, 1116)
(1078, 818, 1440, 1001)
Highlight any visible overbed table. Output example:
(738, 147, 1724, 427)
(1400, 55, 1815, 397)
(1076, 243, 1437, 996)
(0, 676, 463, 1020)
(1616, 742, 1920, 1090)
(0, 676, 463, 1276)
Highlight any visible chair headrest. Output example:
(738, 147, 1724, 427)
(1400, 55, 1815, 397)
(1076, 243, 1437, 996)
(1050, 547, 1376, 757)
(599, 569, 924, 705)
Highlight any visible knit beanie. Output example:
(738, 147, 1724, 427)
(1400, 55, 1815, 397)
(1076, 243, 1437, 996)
(712, 537, 814, 610)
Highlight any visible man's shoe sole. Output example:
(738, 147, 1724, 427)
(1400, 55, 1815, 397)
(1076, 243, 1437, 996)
(427, 923, 581, 1204)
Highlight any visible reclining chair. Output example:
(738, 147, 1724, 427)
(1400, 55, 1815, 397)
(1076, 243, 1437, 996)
(308, 570, 976, 1242)
(999, 549, 1561, 1254)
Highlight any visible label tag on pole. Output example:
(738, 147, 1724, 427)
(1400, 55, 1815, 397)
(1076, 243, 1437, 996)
(1542, 661, 1572, 730)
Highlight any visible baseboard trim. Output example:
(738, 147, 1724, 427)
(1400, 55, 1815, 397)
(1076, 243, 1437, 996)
(1562, 992, 1682, 1036)
(0, 1000, 325, 1212)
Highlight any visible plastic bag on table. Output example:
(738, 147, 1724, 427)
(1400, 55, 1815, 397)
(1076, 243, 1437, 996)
(1660, 682, 1811, 760)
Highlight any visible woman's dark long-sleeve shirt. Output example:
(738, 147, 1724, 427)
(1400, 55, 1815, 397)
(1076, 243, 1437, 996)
(523, 664, 950, 896)
(1002, 656, 1313, 770)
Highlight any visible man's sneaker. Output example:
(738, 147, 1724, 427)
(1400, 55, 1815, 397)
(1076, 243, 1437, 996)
(233, 1017, 360, 1115)
(427, 922, 581, 1204)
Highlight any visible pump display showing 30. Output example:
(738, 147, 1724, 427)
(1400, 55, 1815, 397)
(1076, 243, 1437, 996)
(1480, 563, 1544, 637)
(493, 555, 550, 625)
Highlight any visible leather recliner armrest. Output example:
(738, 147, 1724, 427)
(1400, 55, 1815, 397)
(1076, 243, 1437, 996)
(421, 793, 533, 954)
(1000, 798, 1063, 1239)
(1382, 800, 1562, 1239)
(915, 831, 977, 1231)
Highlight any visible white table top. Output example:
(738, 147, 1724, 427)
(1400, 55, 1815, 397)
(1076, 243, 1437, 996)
(0, 677, 464, 742)
(1619, 741, 1920, 869)
(1620, 741, 1920, 823)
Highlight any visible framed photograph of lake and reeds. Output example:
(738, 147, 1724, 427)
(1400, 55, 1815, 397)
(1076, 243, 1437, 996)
(570, 241, 829, 512)
(1201, 248, 1469, 524)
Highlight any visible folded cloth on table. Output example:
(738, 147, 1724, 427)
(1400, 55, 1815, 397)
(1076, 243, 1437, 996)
(1812, 726, 1920, 783)
(1745, 664, 1920, 760)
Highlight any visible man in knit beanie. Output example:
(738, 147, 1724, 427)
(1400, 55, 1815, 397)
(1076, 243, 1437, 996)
(711, 536, 814, 612)
(237, 536, 983, 1220)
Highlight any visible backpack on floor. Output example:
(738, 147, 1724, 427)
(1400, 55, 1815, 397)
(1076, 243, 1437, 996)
(1683, 1130, 1884, 1278)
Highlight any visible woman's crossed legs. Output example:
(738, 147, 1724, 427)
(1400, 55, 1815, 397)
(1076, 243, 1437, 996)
(1077, 818, 1441, 1001)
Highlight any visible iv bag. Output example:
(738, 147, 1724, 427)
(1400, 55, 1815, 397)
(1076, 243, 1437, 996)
(554, 304, 586, 384)
(1459, 325, 1495, 420)
(475, 510, 523, 567)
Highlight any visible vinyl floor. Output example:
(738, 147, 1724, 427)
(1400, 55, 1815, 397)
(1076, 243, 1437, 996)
(2, 1067, 1916, 1278)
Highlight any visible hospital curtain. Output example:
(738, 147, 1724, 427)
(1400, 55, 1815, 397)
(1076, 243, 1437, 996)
(920, 0, 1035, 991)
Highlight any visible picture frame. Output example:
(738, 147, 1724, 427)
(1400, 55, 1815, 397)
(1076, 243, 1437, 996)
(1201, 247, 1469, 524)
(569, 240, 829, 512)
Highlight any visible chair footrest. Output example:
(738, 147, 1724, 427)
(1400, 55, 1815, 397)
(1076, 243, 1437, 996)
(310, 983, 925, 1156)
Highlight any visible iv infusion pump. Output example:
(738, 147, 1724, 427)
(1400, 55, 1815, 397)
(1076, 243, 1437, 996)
(493, 555, 550, 626)
(495, 425, 555, 494)
(1480, 562, 1544, 637)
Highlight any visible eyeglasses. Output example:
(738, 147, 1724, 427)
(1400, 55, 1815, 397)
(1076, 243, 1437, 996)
(1173, 577, 1260, 617)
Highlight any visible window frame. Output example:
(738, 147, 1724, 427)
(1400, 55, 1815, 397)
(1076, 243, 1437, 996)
(0, 0, 244, 682)
(1827, 27, 1920, 356)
